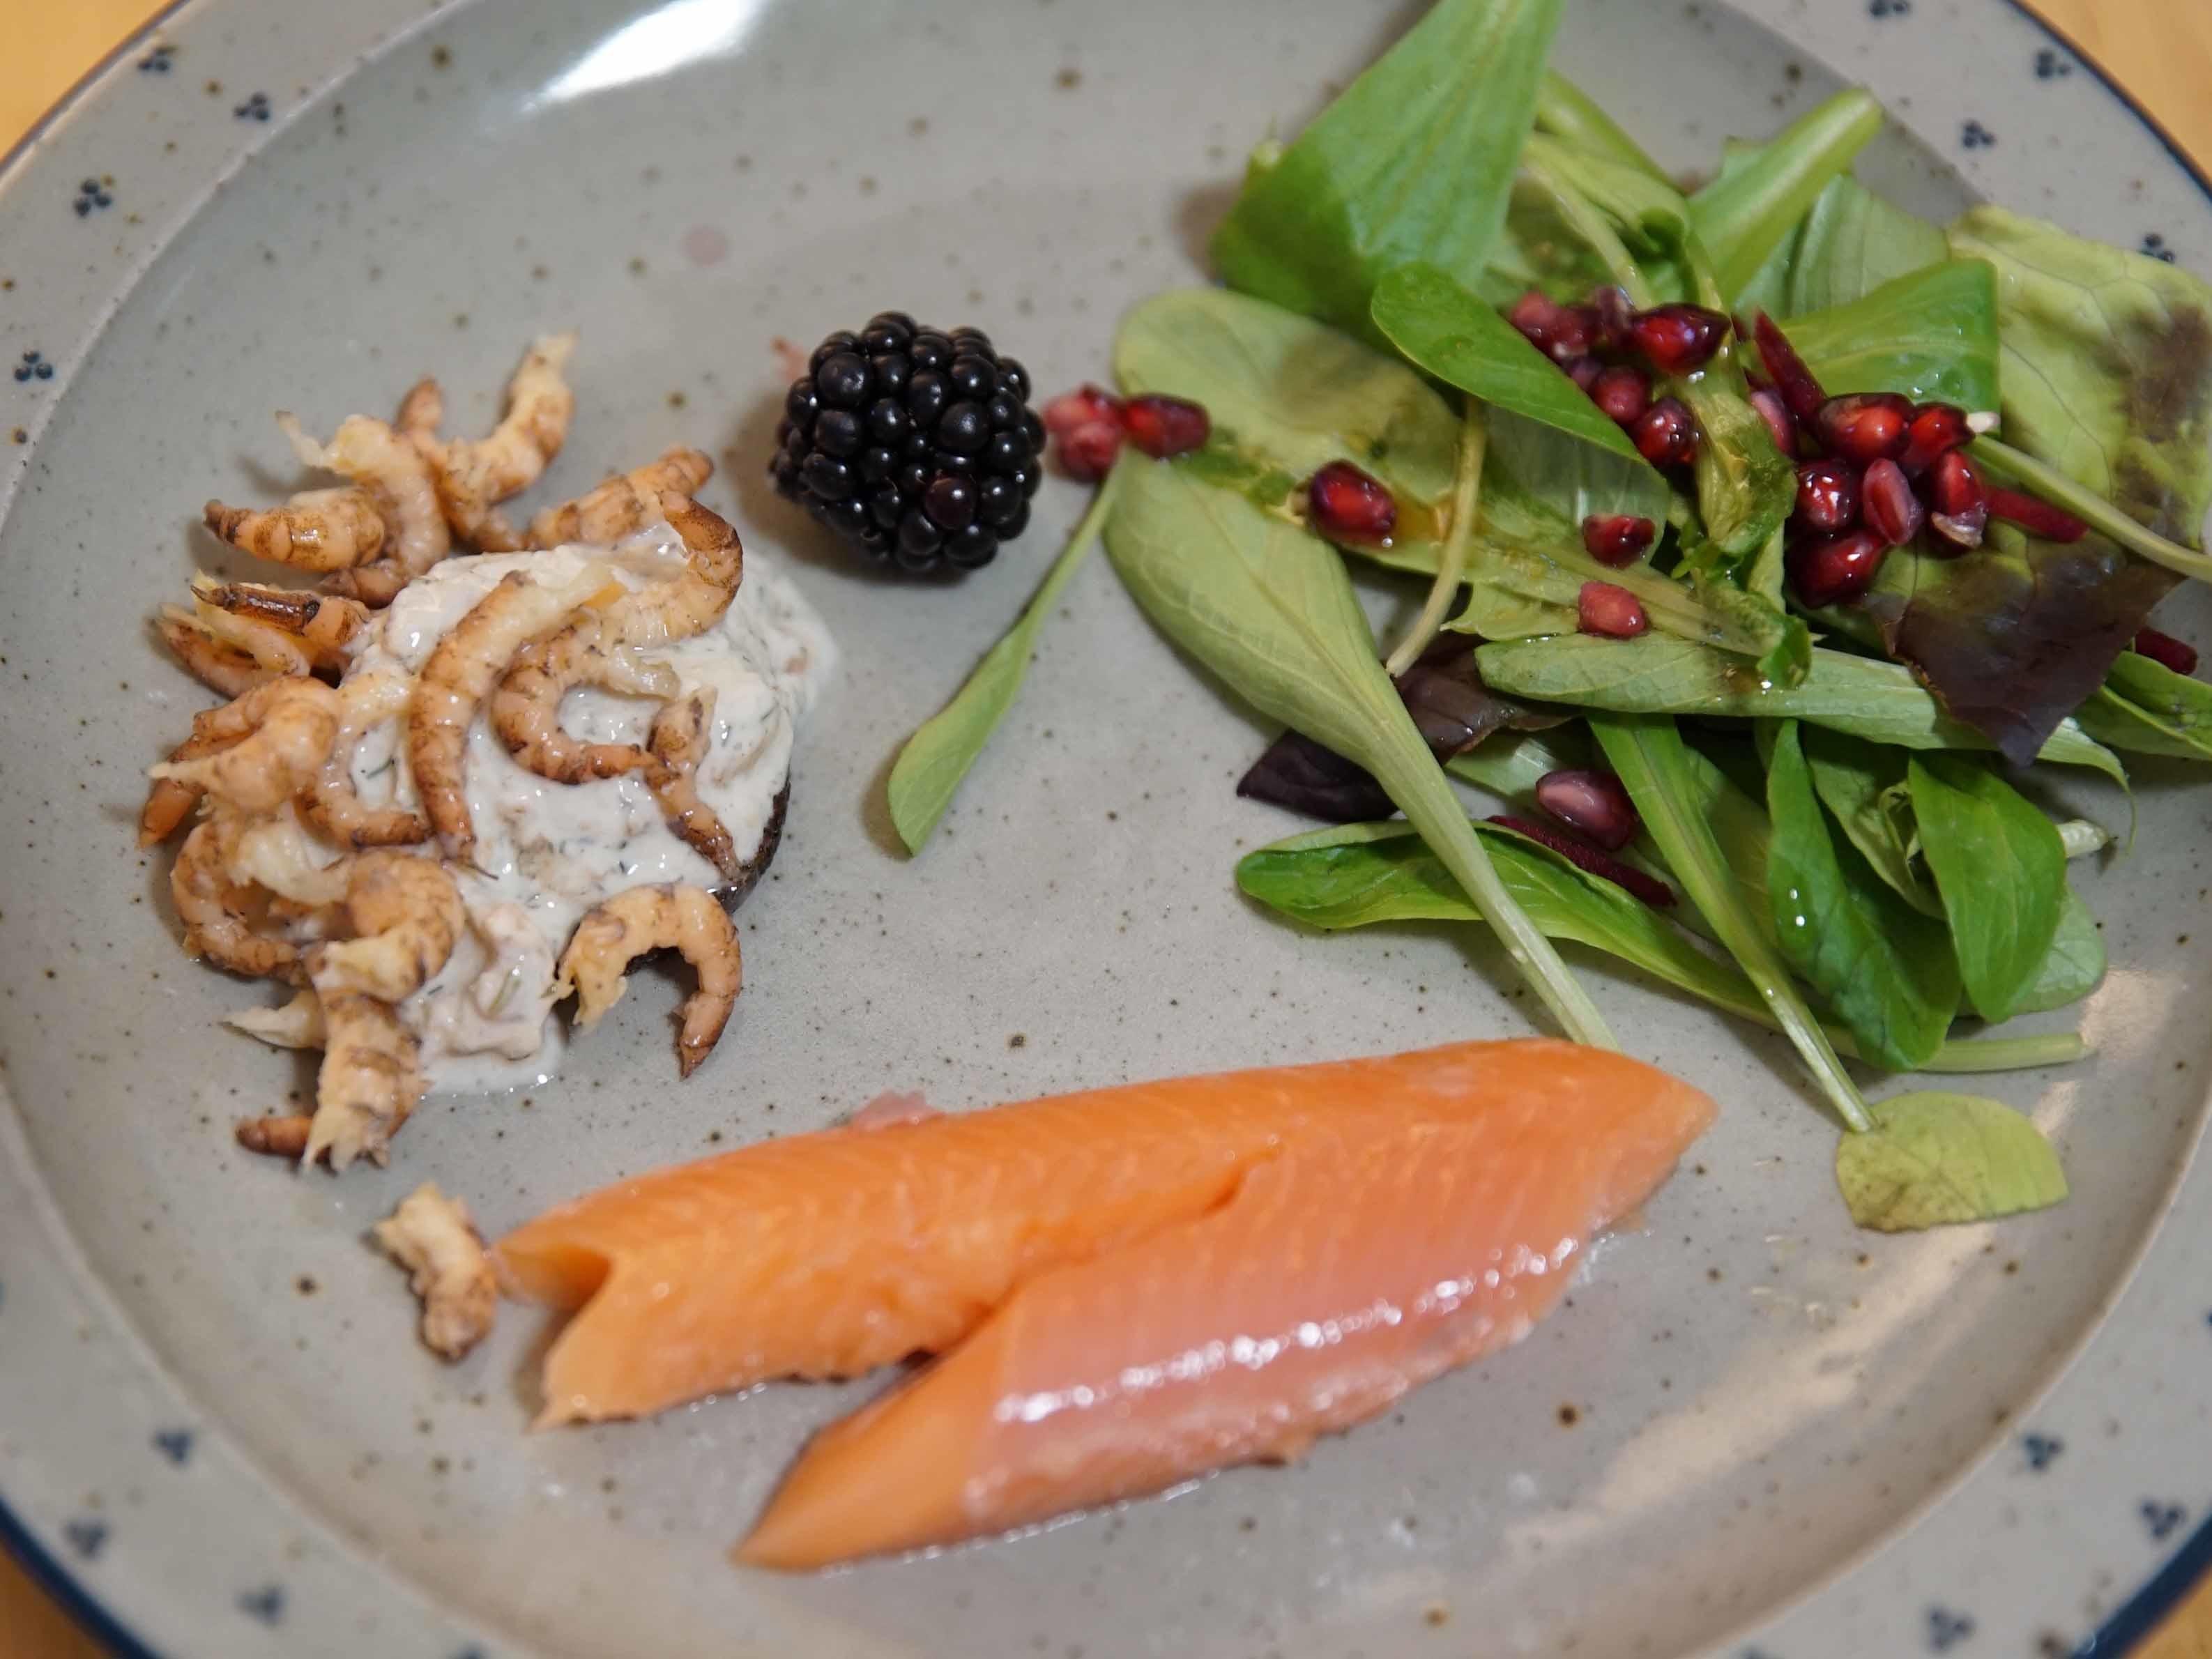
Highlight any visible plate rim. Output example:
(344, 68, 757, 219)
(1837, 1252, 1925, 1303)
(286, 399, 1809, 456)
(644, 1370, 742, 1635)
(0, 0, 2206, 1653)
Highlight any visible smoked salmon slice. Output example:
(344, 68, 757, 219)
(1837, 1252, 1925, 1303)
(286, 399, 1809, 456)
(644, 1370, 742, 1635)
(737, 1058, 1711, 1568)
(499, 1040, 1712, 1454)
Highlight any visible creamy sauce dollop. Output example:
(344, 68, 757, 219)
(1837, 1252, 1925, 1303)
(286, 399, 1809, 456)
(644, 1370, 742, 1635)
(269, 523, 834, 1094)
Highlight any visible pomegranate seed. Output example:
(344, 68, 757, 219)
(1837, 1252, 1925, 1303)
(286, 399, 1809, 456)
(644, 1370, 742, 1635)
(1041, 383, 1124, 442)
(1589, 286, 1635, 353)
(1987, 486, 2089, 544)
(1925, 450, 1988, 552)
(1306, 460, 1397, 545)
(1814, 394, 1914, 466)
(1121, 394, 1211, 459)
(1786, 527, 1891, 608)
(1509, 290, 1596, 363)
(1753, 314, 1829, 422)
(1861, 458, 1926, 546)
(1564, 354, 1604, 392)
(1535, 768, 1641, 850)
(1578, 581, 1649, 639)
(1580, 514, 1656, 567)
(1487, 815, 1676, 908)
(1749, 386, 1798, 454)
(1632, 397, 1700, 468)
(1627, 303, 1731, 375)
(1898, 403, 1971, 476)
(1058, 420, 1124, 482)
(1793, 459, 1861, 534)
(1589, 365, 1652, 427)
(2134, 626, 2200, 676)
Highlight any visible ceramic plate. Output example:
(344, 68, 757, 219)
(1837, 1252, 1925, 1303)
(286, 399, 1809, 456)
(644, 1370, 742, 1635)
(1, 1, 2207, 1653)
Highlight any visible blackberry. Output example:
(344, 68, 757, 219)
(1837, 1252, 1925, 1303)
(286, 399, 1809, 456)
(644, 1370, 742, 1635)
(771, 312, 1042, 573)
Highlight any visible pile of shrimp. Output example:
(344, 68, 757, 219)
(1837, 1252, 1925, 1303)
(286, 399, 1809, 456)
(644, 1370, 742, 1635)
(142, 338, 749, 1174)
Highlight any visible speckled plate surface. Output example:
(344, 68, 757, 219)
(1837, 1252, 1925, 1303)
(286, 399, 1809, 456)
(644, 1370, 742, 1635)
(1, 1, 2208, 1655)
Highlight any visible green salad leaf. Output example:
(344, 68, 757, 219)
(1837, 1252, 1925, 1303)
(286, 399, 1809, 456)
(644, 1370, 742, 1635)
(1105, 456, 1613, 1046)
(1973, 436, 2212, 586)
(886, 466, 1129, 851)
(1950, 204, 2212, 548)
(1210, 0, 1560, 345)
(1113, 286, 1460, 529)
(1474, 634, 2129, 781)
(1237, 817, 2085, 1075)
(1687, 89, 1885, 303)
(1371, 261, 1656, 466)
(1534, 72, 1670, 182)
(2015, 887, 2107, 1015)
(1677, 367, 1797, 560)
(1780, 259, 2000, 409)
(1783, 175, 1951, 315)
(1592, 714, 1874, 1131)
(2074, 648, 2212, 759)
(1800, 726, 1940, 914)
(1907, 753, 2067, 1023)
(1766, 722, 1960, 1071)
(1835, 1092, 2068, 1231)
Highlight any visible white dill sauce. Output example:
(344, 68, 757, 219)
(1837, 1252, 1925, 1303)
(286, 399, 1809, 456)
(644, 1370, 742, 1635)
(329, 521, 834, 1095)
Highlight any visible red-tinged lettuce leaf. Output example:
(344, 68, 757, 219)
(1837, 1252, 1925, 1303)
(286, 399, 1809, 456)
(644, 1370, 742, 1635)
(1857, 530, 2174, 767)
(1238, 636, 1560, 820)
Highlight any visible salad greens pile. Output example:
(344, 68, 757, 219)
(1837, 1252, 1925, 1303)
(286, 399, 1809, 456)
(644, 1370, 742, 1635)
(883, 0, 2212, 1231)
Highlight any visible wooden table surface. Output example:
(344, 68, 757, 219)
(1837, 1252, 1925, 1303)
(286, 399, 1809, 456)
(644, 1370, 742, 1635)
(4, 2, 2211, 1656)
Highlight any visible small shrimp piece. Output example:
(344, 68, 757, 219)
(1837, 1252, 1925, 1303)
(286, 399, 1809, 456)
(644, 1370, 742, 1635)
(157, 611, 277, 700)
(139, 709, 239, 846)
(408, 565, 613, 862)
(202, 487, 388, 573)
(300, 673, 429, 849)
(165, 599, 313, 682)
(150, 677, 340, 816)
(229, 807, 351, 908)
(226, 987, 326, 1050)
(524, 447, 714, 549)
(373, 1183, 498, 1360)
(172, 816, 303, 982)
(302, 990, 425, 1171)
(604, 491, 745, 648)
(395, 376, 443, 443)
(558, 883, 741, 1078)
(488, 615, 682, 785)
(424, 332, 577, 546)
(311, 851, 465, 1003)
(235, 1113, 312, 1159)
(284, 413, 452, 607)
(192, 576, 371, 673)
(645, 690, 739, 880)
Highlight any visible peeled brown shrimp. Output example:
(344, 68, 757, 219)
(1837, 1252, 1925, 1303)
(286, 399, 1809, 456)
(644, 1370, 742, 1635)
(192, 576, 371, 673)
(156, 611, 276, 700)
(557, 882, 741, 1078)
(523, 447, 712, 549)
(201, 487, 386, 572)
(645, 690, 740, 880)
(604, 490, 745, 648)
(408, 565, 614, 861)
(310, 851, 465, 1003)
(395, 376, 443, 443)
(373, 1183, 498, 1360)
(226, 987, 326, 1050)
(487, 616, 681, 785)
(140, 710, 239, 846)
(422, 332, 577, 547)
(234, 1113, 312, 1159)
(300, 989, 425, 1170)
(149, 677, 340, 816)
(299, 673, 429, 849)
(283, 413, 452, 607)
(172, 816, 303, 982)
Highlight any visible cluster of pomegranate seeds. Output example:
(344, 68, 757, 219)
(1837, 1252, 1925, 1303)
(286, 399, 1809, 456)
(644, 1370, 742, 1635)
(1039, 385, 1212, 480)
(1580, 513, 1656, 567)
(1742, 309, 2107, 607)
(2133, 626, 2201, 676)
(1306, 460, 1398, 545)
(1578, 581, 1648, 639)
(1487, 814, 1677, 908)
(1534, 767, 1640, 850)
(1507, 286, 1728, 468)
